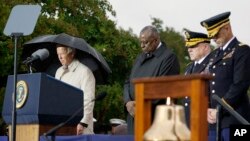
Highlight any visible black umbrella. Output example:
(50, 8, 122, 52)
(22, 33, 111, 84)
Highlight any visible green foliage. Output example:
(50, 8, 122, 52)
(0, 40, 13, 76)
(151, 17, 164, 32)
(95, 82, 125, 123)
(0, 88, 5, 116)
(160, 27, 188, 73)
(0, 88, 7, 135)
(0, 0, 139, 128)
(0, 4, 14, 77)
(102, 28, 140, 84)
(0, 0, 192, 133)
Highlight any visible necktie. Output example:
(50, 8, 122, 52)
(217, 48, 224, 58)
(192, 63, 200, 73)
(145, 53, 153, 59)
(141, 53, 153, 64)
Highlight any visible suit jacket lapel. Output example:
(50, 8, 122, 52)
(195, 55, 210, 73)
(222, 39, 237, 60)
(191, 53, 211, 73)
(185, 63, 194, 75)
(212, 49, 224, 65)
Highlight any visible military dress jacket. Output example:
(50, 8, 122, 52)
(183, 53, 212, 128)
(123, 42, 180, 134)
(185, 54, 212, 74)
(208, 38, 250, 128)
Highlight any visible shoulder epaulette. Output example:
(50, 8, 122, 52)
(238, 42, 248, 47)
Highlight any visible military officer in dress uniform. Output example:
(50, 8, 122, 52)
(201, 11, 250, 141)
(182, 29, 212, 128)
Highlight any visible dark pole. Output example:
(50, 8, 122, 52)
(212, 94, 250, 125)
(216, 105, 221, 141)
(11, 33, 23, 141)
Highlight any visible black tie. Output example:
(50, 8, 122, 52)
(142, 53, 153, 61)
(146, 53, 153, 58)
(192, 63, 200, 73)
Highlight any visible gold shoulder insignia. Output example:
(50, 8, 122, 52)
(202, 22, 208, 28)
(184, 30, 190, 40)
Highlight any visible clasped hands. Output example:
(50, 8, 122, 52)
(207, 108, 217, 124)
(126, 101, 135, 117)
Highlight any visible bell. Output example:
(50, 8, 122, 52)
(144, 105, 178, 141)
(174, 105, 191, 141)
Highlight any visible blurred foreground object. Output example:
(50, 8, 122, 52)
(144, 105, 190, 141)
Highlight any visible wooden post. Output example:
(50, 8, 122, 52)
(8, 124, 76, 141)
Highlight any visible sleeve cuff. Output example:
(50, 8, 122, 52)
(79, 122, 88, 128)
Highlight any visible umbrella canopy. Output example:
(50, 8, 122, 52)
(22, 33, 111, 84)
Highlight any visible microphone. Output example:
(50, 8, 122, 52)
(212, 94, 250, 125)
(43, 92, 107, 138)
(23, 48, 49, 64)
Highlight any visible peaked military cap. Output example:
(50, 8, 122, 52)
(183, 28, 210, 48)
(200, 11, 231, 38)
(109, 118, 126, 125)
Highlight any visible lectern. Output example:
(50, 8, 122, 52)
(133, 74, 212, 141)
(2, 73, 83, 141)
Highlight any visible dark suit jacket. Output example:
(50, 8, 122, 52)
(123, 42, 180, 134)
(208, 38, 250, 129)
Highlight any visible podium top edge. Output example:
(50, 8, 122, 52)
(132, 74, 213, 83)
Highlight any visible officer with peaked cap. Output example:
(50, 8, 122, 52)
(201, 11, 250, 141)
(183, 28, 212, 128)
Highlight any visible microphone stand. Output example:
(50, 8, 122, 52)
(22, 57, 33, 73)
(28, 62, 33, 74)
(29, 64, 33, 74)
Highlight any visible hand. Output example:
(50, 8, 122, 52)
(76, 123, 84, 135)
(126, 101, 135, 117)
(207, 108, 217, 124)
